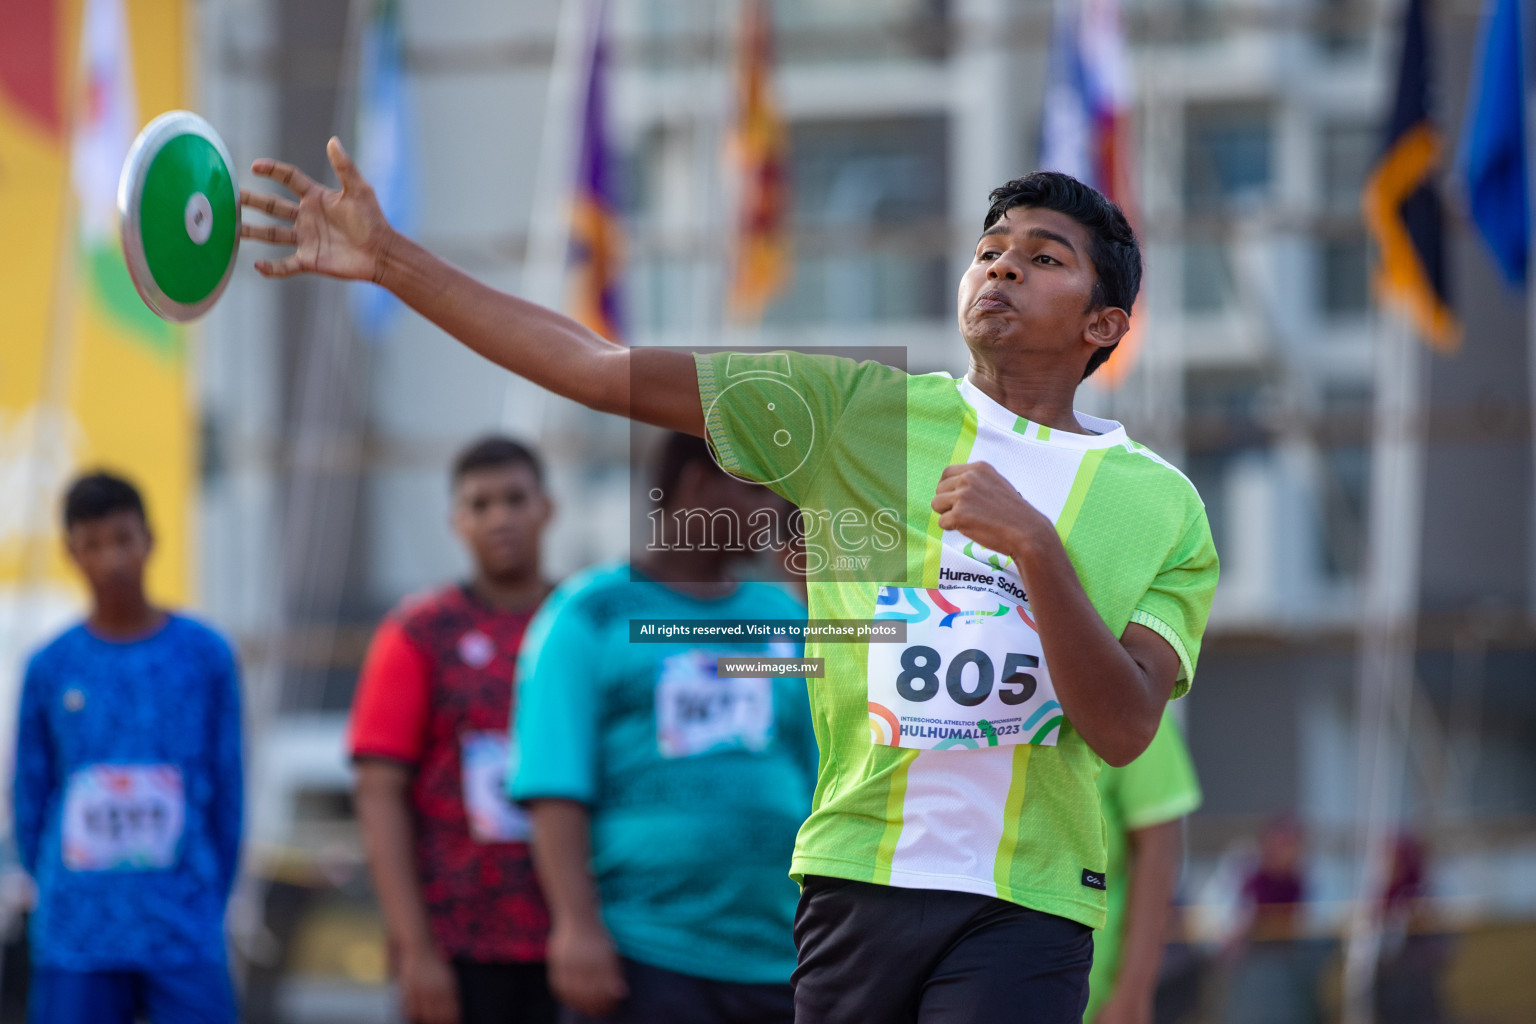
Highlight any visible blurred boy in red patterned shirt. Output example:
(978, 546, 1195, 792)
(349, 437, 556, 1024)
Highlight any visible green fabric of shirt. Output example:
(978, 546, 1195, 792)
(696, 349, 1219, 930)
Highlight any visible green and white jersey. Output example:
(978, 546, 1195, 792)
(697, 350, 1219, 929)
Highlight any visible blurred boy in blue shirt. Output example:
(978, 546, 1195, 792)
(11, 472, 242, 1024)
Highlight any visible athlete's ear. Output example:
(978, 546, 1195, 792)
(1086, 307, 1129, 350)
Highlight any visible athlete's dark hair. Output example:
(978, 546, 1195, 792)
(652, 431, 727, 504)
(62, 471, 147, 529)
(982, 171, 1141, 379)
(451, 435, 544, 487)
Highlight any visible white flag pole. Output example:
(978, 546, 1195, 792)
(502, 0, 594, 439)
(1342, 307, 1426, 1024)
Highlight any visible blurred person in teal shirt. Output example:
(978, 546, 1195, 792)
(511, 433, 815, 1024)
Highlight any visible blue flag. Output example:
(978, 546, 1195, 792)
(352, 0, 418, 339)
(1459, 0, 1528, 285)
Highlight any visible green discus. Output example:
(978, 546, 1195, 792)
(118, 110, 240, 322)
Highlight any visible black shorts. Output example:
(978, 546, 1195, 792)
(559, 958, 795, 1024)
(453, 959, 559, 1024)
(792, 876, 1093, 1024)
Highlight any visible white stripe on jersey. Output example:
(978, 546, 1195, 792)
(886, 379, 1118, 892)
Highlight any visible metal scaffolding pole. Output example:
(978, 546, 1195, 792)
(501, 0, 590, 441)
(1342, 310, 1426, 1024)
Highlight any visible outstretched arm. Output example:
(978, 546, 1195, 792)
(239, 138, 703, 435)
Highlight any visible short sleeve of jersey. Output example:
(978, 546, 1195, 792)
(510, 578, 601, 805)
(1129, 508, 1219, 699)
(1107, 708, 1203, 831)
(696, 350, 900, 507)
(348, 618, 432, 764)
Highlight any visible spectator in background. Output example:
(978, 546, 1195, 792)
(1221, 814, 1319, 1024)
(1382, 833, 1426, 913)
(1375, 833, 1447, 1024)
(1241, 815, 1307, 943)
(1088, 707, 1202, 1023)
(348, 437, 556, 1024)
(11, 471, 242, 1024)
(512, 432, 816, 1024)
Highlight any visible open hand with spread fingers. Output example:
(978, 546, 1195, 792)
(239, 136, 394, 282)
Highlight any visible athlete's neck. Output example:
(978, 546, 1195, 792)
(468, 571, 550, 612)
(88, 592, 166, 641)
(965, 360, 1088, 435)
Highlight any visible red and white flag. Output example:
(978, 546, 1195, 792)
(1039, 0, 1142, 387)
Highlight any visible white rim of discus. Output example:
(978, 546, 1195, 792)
(117, 110, 240, 323)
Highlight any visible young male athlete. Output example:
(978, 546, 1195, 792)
(511, 431, 815, 1024)
(348, 437, 556, 1024)
(1087, 708, 1202, 1023)
(242, 144, 1219, 1020)
(12, 472, 242, 1024)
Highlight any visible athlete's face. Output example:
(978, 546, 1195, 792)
(666, 460, 779, 567)
(452, 462, 551, 580)
(956, 206, 1125, 372)
(670, 461, 770, 522)
(66, 510, 153, 605)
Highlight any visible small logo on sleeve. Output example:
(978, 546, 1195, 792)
(1081, 869, 1106, 891)
(458, 631, 496, 669)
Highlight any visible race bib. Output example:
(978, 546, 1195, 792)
(61, 764, 185, 871)
(655, 649, 776, 759)
(867, 586, 1063, 750)
(460, 732, 531, 843)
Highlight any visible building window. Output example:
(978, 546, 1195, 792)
(628, 116, 950, 333)
(1315, 0, 1371, 56)
(765, 115, 951, 326)
(1182, 104, 1272, 313)
(775, 0, 950, 63)
(1318, 122, 1375, 318)
(1183, 239, 1234, 313)
(1184, 370, 1273, 557)
(1318, 383, 1370, 580)
(1319, 239, 1370, 317)
(1184, 104, 1273, 214)
(1320, 122, 1375, 212)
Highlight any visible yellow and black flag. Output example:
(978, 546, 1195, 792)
(1362, 0, 1461, 351)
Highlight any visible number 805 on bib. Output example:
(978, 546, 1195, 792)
(867, 590, 1064, 751)
(896, 646, 1040, 707)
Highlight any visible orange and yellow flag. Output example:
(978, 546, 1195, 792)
(0, 0, 195, 622)
(727, 0, 791, 322)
